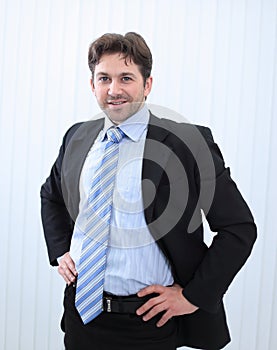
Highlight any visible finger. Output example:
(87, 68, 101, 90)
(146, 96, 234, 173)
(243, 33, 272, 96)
(64, 266, 77, 283)
(58, 266, 71, 284)
(156, 310, 173, 328)
(62, 254, 77, 275)
(141, 302, 167, 321)
(58, 260, 77, 283)
(60, 255, 77, 276)
(66, 265, 78, 278)
(136, 294, 165, 316)
(67, 273, 77, 283)
(64, 256, 77, 276)
(137, 284, 165, 297)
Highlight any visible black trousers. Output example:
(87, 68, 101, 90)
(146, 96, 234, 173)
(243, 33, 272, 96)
(61, 284, 177, 350)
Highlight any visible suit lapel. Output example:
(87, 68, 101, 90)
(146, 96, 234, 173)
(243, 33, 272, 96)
(142, 114, 172, 224)
(61, 118, 104, 221)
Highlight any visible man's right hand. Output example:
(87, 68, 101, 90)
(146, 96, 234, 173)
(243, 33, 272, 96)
(58, 252, 78, 285)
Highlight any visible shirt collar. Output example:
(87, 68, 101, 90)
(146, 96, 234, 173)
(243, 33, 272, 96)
(100, 105, 150, 142)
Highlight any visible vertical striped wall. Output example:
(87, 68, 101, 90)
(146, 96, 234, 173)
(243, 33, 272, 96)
(0, 1, 276, 349)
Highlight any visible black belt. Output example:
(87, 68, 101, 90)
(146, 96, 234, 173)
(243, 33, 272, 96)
(103, 292, 157, 314)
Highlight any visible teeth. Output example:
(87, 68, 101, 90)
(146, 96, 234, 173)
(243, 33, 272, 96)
(108, 101, 126, 105)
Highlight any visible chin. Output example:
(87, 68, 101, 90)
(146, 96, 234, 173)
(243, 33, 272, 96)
(107, 111, 130, 124)
(109, 116, 129, 125)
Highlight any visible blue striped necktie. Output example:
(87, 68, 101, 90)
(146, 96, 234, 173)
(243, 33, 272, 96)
(75, 126, 125, 324)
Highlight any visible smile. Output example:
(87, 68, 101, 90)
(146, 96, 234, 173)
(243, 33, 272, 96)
(107, 99, 128, 105)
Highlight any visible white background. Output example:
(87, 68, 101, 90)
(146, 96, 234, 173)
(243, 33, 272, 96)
(0, 0, 276, 349)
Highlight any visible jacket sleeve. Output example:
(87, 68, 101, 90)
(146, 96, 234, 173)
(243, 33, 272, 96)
(40, 123, 82, 266)
(182, 126, 257, 313)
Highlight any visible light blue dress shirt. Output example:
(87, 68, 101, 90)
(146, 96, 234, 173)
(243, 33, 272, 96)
(70, 105, 174, 295)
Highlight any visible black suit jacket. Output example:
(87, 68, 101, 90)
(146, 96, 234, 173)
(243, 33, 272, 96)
(41, 113, 257, 349)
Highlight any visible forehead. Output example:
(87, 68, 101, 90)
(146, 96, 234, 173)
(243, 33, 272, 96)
(95, 53, 141, 75)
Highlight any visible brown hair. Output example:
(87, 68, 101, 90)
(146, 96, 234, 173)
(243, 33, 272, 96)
(88, 32, 152, 85)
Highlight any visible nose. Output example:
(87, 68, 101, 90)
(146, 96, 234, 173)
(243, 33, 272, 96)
(108, 80, 122, 96)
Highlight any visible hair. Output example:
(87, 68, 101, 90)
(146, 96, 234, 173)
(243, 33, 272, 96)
(88, 32, 152, 85)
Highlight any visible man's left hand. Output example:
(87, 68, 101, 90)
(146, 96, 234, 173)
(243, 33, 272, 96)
(136, 283, 199, 327)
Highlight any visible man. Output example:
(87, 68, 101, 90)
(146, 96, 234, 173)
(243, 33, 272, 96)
(41, 32, 257, 350)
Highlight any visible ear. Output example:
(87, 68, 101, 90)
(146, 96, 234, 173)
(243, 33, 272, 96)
(144, 76, 153, 98)
(90, 78, 96, 94)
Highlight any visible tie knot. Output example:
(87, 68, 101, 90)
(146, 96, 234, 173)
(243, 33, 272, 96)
(106, 127, 125, 143)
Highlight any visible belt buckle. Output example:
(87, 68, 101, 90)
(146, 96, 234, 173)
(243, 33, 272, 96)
(105, 296, 112, 312)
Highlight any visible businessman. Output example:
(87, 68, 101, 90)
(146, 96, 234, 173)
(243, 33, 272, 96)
(41, 32, 257, 350)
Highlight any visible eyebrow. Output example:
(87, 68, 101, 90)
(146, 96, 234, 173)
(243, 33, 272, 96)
(120, 72, 137, 77)
(95, 72, 137, 78)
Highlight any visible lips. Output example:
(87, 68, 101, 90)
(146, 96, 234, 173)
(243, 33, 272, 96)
(107, 100, 127, 105)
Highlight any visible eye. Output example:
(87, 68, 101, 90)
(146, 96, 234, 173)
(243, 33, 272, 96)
(99, 76, 109, 82)
(122, 76, 132, 82)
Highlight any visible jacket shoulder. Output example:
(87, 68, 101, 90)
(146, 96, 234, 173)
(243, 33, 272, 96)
(150, 112, 212, 136)
(63, 122, 83, 148)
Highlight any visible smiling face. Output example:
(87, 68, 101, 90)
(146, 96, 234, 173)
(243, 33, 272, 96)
(91, 53, 153, 125)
